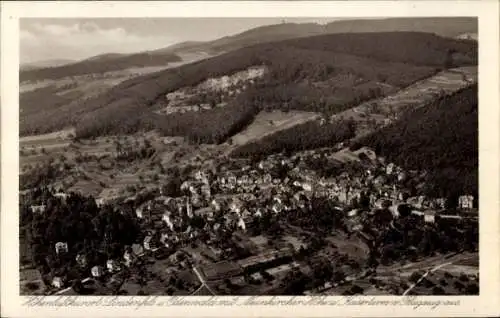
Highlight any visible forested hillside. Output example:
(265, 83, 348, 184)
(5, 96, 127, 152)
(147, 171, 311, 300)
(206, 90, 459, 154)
(20, 32, 477, 144)
(20, 52, 182, 82)
(351, 85, 478, 200)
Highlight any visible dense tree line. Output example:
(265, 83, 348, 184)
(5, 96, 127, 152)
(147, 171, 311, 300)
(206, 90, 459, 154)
(280, 32, 477, 68)
(370, 211, 478, 266)
(22, 32, 476, 141)
(20, 164, 64, 190)
(285, 197, 347, 234)
(351, 85, 478, 200)
(21, 188, 141, 280)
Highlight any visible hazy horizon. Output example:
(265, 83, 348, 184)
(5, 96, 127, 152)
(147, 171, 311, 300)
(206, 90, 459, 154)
(21, 17, 344, 64)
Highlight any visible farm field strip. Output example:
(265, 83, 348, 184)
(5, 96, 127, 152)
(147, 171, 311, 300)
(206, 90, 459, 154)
(335, 66, 477, 142)
(227, 110, 321, 153)
(20, 141, 71, 149)
(20, 128, 74, 143)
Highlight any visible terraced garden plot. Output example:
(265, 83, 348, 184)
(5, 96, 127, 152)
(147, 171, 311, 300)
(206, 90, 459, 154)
(332, 66, 478, 140)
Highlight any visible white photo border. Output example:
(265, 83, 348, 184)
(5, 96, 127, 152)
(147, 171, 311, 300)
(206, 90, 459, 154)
(2, 1, 499, 317)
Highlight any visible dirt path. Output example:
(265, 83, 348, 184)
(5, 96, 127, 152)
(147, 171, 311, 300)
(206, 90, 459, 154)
(191, 266, 216, 295)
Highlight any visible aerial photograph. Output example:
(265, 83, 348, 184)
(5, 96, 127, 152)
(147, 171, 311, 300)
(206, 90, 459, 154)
(19, 17, 478, 296)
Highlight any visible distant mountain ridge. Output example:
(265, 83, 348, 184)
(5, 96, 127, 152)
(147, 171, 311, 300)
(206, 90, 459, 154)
(20, 59, 76, 71)
(19, 51, 182, 82)
(82, 53, 126, 62)
(160, 18, 477, 54)
(20, 17, 477, 82)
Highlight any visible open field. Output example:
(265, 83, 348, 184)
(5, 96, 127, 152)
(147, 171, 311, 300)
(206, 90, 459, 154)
(227, 110, 320, 151)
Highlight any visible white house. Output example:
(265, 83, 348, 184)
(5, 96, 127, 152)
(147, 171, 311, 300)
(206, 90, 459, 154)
(160, 232, 170, 245)
(228, 175, 237, 186)
(254, 208, 263, 218)
(237, 218, 247, 232)
(388, 205, 400, 218)
(30, 205, 46, 214)
(263, 174, 273, 184)
(273, 196, 283, 205)
(272, 203, 283, 214)
(458, 195, 474, 209)
(106, 260, 121, 273)
(347, 209, 358, 217)
(144, 235, 159, 251)
(55, 242, 68, 255)
(91, 265, 105, 278)
(386, 163, 395, 175)
(95, 198, 105, 208)
(211, 199, 222, 212)
(434, 198, 447, 209)
(54, 192, 68, 200)
(180, 181, 191, 192)
(397, 172, 407, 182)
(302, 183, 313, 192)
(424, 213, 436, 223)
(52, 276, 65, 288)
(194, 170, 206, 181)
(186, 197, 193, 218)
(123, 251, 136, 267)
(135, 206, 145, 219)
(131, 243, 144, 257)
(162, 213, 174, 231)
(230, 200, 243, 214)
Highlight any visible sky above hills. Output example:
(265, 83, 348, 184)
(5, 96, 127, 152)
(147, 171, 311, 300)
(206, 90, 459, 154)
(20, 18, 338, 64)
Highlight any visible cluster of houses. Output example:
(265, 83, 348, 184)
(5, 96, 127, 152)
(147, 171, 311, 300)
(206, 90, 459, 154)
(43, 238, 146, 291)
(112, 146, 477, 264)
(25, 146, 477, 293)
(158, 66, 266, 115)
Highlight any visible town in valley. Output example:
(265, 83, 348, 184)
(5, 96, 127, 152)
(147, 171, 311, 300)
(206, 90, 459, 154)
(19, 17, 479, 296)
